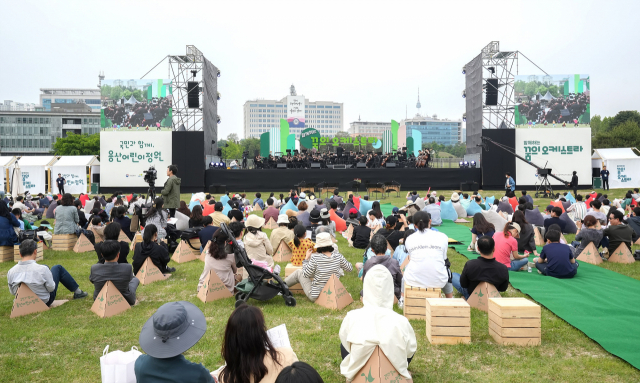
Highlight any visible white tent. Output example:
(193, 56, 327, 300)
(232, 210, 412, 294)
(50, 155, 100, 195)
(11, 156, 57, 194)
(542, 91, 555, 101)
(0, 156, 17, 193)
(592, 148, 640, 188)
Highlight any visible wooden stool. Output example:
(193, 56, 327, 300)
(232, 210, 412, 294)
(0, 246, 14, 262)
(403, 284, 441, 321)
(488, 298, 541, 346)
(14, 242, 44, 262)
(51, 234, 77, 251)
(285, 263, 304, 294)
(426, 298, 471, 345)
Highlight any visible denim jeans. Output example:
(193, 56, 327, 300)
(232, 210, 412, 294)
(509, 258, 530, 271)
(451, 272, 470, 299)
(45, 265, 79, 306)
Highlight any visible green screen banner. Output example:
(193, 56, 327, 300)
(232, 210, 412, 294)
(260, 132, 270, 157)
(300, 128, 321, 149)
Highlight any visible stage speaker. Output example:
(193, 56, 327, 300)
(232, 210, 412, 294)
(460, 182, 479, 191)
(209, 184, 226, 194)
(385, 162, 396, 168)
(188, 81, 199, 108)
(357, 162, 366, 168)
(485, 78, 498, 106)
(311, 163, 321, 169)
(277, 163, 288, 169)
(592, 167, 600, 177)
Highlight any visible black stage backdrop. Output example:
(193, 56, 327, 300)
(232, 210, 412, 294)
(482, 129, 516, 190)
(205, 168, 482, 192)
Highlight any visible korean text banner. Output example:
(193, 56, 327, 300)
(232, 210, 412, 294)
(515, 128, 591, 186)
(19, 167, 46, 195)
(50, 166, 86, 194)
(606, 159, 640, 189)
(100, 79, 172, 129)
(100, 131, 172, 187)
(287, 95, 305, 130)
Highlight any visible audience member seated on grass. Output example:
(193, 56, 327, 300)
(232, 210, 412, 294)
(451, 192, 467, 219)
(198, 216, 218, 251)
(203, 198, 216, 217)
(507, 192, 519, 212)
(367, 201, 386, 228)
(373, 215, 402, 250)
(284, 233, 353, 302)
(89, 207, 109, 225)
(112, 206, 133, 240)
(143, 198, 169, 240)
(340, 265, 416, 382)
(12, 208, 32, 231)
(253, 192, 265, 210)
(468, 212, 496, 252)
(244, 215, 275, 271)
(535, 229, 578, 278)
(544, 207, 567, 233)
(263, 198, 279, 224)
(132, 224, 175, 275)
(134, 301, 214, 383)
(423, 197, 442, 226)
(228, 202, 244, 222)
(403, 211, 453, 298)
(493, 222, 529, 271)
(393, 230, 414, 266)
(228, 221, 246, 249)
(210, 202, 231, 228)
(361, 234, 402, 300)
(344, 208, 359, 228)
(452, 236, 509, 299)
(350, 216, 371, 249)
(91, 217, 106, 243)
(406, 190, 420, 203)
(474, 195, 486, 210)
(489, 199, 499, 212)
(198, 228, 237, 294)
(604, 209, 637, 255)
(187, 205, 204, 228)
(275, 361, 324, 383)
(53, 193, 79, 235)
(95, 222, 130, 264)
(522, 190, 534, 205)
(73, 200, 88, 229)
(289, 224, 315, 266)
(45, 195, 58, 219)
(567, 195, 588, 222)
(586, 200, 608, 226)
(90, 240, 139, 305)
(270, 215, 295, 250)
(626, 207, 640, 237)
(525, 205, 545, 227)
(512, 210, 539, 256)
(36, 222, 53, 247)
(177, 200, 192, 217)
(306, 210, 323, 242)
(8, 239, 89, 305)
(213, 304, 297, 383)
(86, 196, 99, 216)
(573, 215, 603, 255)
(497, 196, 514, 215)
(296, 201, 311, 227)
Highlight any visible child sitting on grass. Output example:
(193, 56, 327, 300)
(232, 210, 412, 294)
(534, 229, 578, 278)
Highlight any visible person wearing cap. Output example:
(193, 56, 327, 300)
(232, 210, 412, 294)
(263, 198, 279, 224)
(298, 192, 307, 201)
(284, 232, 353, 302)
(209, 201, 231, 228)
(345, 208, 359, 228)
(212, 304, 298, 382)
(244, 214, 275, 271)
(340, 265, 416, 382)
(134, 301, 214, 382)
(492, 222, 529, 271)
(270, 214, 295, 250)
(306, 210, 323, 242)
(404, 211, 453, 297)
(317, 208, 336, 238)
(423, 197, 442, 226)
(451, 193, 467, 219)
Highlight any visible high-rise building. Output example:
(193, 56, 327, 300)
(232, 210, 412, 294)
(348, 117, 391, 140)
(0, 100, 36, 111)
(39, 88, 101, 112)
(243, 85, 343, 139)
(402, 114, 463, 146)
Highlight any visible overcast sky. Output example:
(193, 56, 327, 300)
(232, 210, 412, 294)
(2, 0, 638, 139)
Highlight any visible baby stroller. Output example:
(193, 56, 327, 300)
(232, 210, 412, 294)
(219, 223, 296, 308)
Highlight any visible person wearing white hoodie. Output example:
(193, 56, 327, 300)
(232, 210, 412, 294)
(339, 265, 416, 381)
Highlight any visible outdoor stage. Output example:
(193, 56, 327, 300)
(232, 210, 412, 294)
(204, 168, 482, 193)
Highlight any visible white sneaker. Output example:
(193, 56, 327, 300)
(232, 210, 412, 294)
(273, 265, 281, 275)
(397, 297, 404, 308)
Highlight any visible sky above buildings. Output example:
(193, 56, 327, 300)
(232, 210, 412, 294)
(1, 0, 638, 139)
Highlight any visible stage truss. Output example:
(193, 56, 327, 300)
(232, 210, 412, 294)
(168, 45, 204, 131)
(481, 41, 518, 130)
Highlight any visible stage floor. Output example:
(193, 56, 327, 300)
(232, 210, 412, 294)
(205, 168, 482, 192)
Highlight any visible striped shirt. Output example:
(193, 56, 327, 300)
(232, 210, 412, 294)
(302, 251, 353, 300)
(567, 201, 587, 221)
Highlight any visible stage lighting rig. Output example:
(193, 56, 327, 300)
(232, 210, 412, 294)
(217, 70, 221, 77)
(217, 115, 221, 124)
(461, 90, 466, 98)
(462, 66, 466, 74)
(470, 161, 477, 168)
(462, 113, 466, 122)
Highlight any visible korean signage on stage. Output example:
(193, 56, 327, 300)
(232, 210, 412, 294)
(287, 95, 305, 130)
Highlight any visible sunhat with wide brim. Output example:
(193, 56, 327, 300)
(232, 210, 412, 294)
(277, 214, 289, 224)
(314, 232, 333, 249)
(139, 301, 207, 359)
(246, 214, 265, 229)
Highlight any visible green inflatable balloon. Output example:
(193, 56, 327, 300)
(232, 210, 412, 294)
(300, 128, 321, 149)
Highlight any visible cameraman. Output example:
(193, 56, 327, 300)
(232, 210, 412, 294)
(160, 165, 181, 218)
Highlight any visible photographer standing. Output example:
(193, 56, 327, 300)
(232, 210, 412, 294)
(160, 165, 181, 218)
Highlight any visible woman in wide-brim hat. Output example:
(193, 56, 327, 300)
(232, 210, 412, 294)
(243, 213, 274, 274)
(134, 301, 213, 380)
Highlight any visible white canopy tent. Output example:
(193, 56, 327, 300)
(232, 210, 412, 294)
(592, 148, 640, 188)
(50, 155, 100, 195)
(0, 156, 17, 193)
(10, 156, 57, 194)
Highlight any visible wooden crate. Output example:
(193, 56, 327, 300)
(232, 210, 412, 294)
(13, 242, 44, 262)
(488, 298, 541, 346)
(0, 246, 14, 262)
(425, 298, 471, 345)
(403, 284, 441, 321)
(51, 234, 77, 251)
(285, 263, 304, 294)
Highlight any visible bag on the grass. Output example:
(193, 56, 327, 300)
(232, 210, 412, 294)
(100, 345, 142, 383)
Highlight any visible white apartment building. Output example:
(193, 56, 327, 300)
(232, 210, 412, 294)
(348, 119, 391, 140)
(39, 88, 102, 112)
(0, 100, 36, 111)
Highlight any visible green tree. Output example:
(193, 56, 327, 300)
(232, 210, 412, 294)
(524, 82, 538, 97)
(221, 140, 242, 159)
(123, 90, 132, 99)
(52, 133, 100, 155)
(537, 85, 548, 96)
(610, 111, 640, 130)
(548, 85, 559, 98)
(514, 80, 526, 94)
(239, 138, 260, 156)
(132, 89, 143, 101)
(227, 133, 239, 143)
(592, 121, 640, 149)
(110, 87, 122, 101)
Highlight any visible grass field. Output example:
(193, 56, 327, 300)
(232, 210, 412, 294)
(1, 188, 640, 382)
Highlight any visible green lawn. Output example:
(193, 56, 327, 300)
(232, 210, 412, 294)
(1, 188, 639, 382)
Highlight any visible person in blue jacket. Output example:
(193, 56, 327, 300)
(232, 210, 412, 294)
(0, 200, 20, 246)
(505, 172, 516, 193)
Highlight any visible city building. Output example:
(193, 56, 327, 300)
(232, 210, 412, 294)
(348, 118, 391, 140)
(0, 103, 99, 156)
(401, 89, 463, 146)
(243, 85, 343, 139)
(0, 100, 37, 112)
(39, 88, 101, 112)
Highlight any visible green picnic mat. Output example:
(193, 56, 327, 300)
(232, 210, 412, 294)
(380, 203, 397, 217)
(438, 220, 640, 369)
